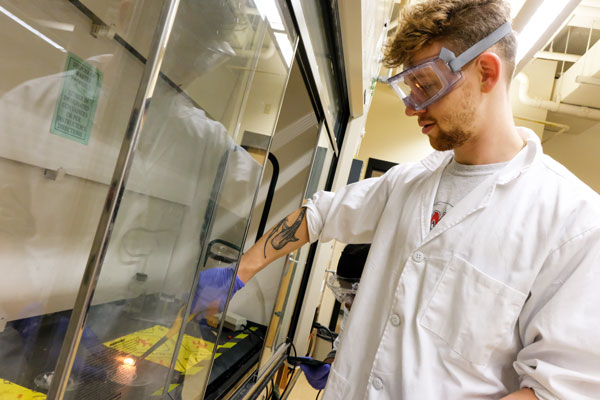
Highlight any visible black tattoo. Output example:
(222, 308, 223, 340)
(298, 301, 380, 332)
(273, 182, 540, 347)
(263, 208, 306, 258)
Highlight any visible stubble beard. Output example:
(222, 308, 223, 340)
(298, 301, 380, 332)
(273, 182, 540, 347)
(427, 84, 477, 151)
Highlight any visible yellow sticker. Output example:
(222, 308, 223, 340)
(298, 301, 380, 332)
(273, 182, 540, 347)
(151, 383, 180, 396)
(104, 325, 214, 374)
(0, 379, 46, 399)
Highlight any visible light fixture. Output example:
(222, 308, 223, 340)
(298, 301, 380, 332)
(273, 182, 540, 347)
(511, 0, 581, 67)
(0, 5, 66, 52)
(33, 19, 75, 32)
(254, 0, 284, 31)
(508, 0, 527, 19)
(275, 32, 293, 66)
(254, 0, 292, 66)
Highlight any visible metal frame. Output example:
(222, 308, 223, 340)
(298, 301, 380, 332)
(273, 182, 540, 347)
(317, 0, 351, 146)
(239, 343, 289, 400)
(287, 0, 352, 155)
(47, 1, 182, 398)
(365, 157, 398, 179)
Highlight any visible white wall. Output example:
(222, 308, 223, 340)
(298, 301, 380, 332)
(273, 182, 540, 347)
(357, 82, 433, 168)
(511, 59, 600, 193)
(510, 59, 557, 137)
(542, 113, 600, 193)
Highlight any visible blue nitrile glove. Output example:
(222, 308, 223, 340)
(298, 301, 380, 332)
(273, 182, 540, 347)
(190, 266, 244, 318)
(298, 357, 331, 390)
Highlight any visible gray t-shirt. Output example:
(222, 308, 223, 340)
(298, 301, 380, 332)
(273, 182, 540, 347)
(430, 158, 508, 230)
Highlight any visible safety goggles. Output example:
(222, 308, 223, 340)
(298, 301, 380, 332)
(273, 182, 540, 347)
(386, 21, 512, 110)
(326, 270, 359, 307)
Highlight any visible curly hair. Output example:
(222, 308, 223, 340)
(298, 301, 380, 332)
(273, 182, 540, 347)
(384, 0, 516, 81)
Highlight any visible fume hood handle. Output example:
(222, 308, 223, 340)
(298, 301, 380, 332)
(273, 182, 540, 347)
(256, 152, 280, 241)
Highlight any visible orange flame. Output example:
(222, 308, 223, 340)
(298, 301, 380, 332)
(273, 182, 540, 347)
(123, 357, 136, 366)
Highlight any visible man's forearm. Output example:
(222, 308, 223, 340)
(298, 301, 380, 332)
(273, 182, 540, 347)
(500, 388, 538, 400)
(237, 207, 309, 283)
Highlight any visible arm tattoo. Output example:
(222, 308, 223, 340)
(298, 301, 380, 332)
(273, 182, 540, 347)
(263, 208, 306, 258)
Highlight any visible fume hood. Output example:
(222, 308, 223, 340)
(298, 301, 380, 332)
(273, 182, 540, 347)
(0, 0, 347, 398)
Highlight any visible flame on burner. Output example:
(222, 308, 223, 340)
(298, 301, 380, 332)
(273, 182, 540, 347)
(123, 357, 136, 366)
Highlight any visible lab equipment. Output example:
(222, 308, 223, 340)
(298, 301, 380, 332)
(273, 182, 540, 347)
(325, 272, 359, 309)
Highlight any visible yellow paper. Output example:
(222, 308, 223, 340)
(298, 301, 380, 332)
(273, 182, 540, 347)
(0, 379, 46, 399)
(104, 325, 214, 374)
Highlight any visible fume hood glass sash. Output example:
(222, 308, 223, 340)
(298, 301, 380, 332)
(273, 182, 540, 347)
(256, 121, 334, 374)
(55, 1, 280, 398)
(48, 1, 183, 397)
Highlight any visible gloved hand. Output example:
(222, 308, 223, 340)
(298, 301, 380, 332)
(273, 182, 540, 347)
(298, 357, 331, 390)
(190, 266, 244, 318)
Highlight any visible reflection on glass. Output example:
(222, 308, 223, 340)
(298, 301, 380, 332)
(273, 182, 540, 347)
(272, 123, 334, 352)
(0, 0, 150, 397)
(65, 6, 266, 400)
(198, 0, 298, 397)
(231, 56, 323, 376)
(0, 0, 297, 398)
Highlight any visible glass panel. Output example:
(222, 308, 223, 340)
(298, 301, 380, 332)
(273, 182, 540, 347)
(203, 1, 299, 397)
(271, 123, 334, 350)
(228, 56, 326, 380)
(54, 1, 295, 400)
(0, 0, 154, 397)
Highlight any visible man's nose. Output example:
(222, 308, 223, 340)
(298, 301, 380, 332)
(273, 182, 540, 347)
(405, 105, 426, 117)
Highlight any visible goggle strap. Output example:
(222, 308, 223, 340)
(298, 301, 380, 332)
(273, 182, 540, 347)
(447, 21, 512, 72)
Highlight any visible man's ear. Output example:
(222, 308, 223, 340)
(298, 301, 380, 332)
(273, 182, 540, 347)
(476, 52, 502, 93)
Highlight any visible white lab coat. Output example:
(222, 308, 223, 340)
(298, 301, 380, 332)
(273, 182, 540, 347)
(305, 128, 600, 400)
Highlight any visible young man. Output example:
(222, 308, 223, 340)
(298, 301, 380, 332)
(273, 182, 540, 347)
(227, 0, 600, 398)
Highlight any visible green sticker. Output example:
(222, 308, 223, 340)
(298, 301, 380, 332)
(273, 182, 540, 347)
(50, 52, 103, 145)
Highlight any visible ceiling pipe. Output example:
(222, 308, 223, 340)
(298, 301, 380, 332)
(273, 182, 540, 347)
(515, 73, 600, 120)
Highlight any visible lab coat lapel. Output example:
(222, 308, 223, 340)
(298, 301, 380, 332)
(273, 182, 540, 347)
(419, 159, 447, 243)
(420, 173, 496, 246)
(418, 128, 540, 247)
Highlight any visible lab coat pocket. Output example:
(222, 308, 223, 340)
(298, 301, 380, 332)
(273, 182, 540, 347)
(324, 365, 351, 399)
(418, 255, 527, 366)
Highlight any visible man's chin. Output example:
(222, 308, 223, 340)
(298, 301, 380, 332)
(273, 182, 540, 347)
(428, 129, 471, 152)
(428, 137, 454, 152)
